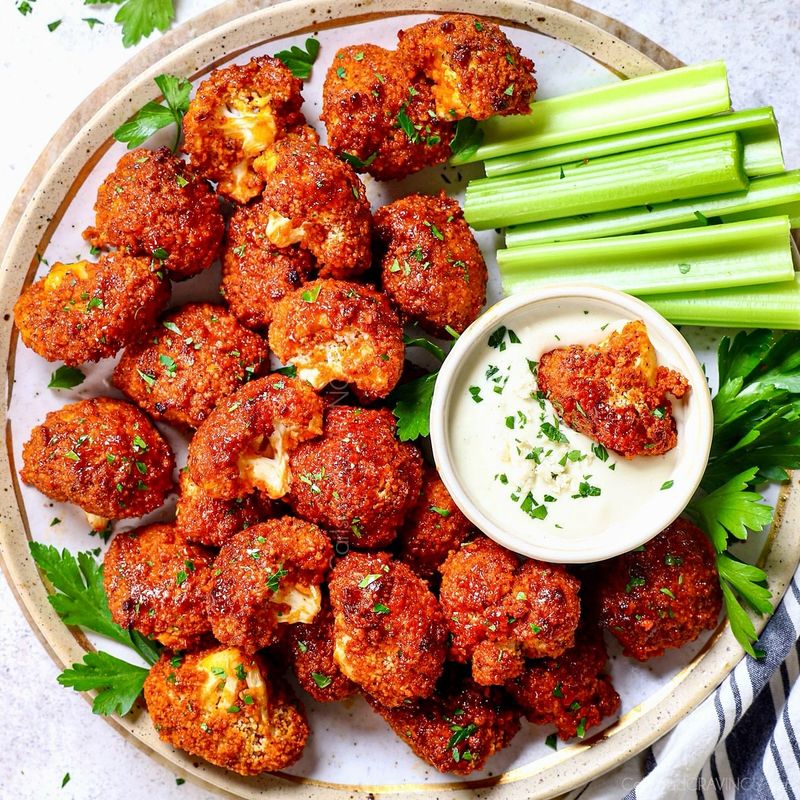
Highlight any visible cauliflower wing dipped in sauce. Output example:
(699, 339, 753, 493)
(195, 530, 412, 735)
(595, 517, 722, 660)
(252, 129, 373, 277)
(287, 406, 423, 549)
(113, 302, 269, 429)
(144, 646, 309, 775)
(269, 279, 405, 402)
(182, 56, 306, 204)
(375, 191, 488, 337)
(279, 592, 359, 703)
(439, 535, 581, 685)
(396, 14, 537, 120)
(505, 624, 620, 741)
(103, 523, 214, 650)
(187, 374, 324, 501)
(14, 253, 170, 366)
(207, 517, 333, 652)
(82, 148, 224, 280)
(321, 44, 454, 181)
(21, 397, 174, 531)
(537, 320, 690, 458)
(366, 665, 521, 774)
(328, 551, 448, 707)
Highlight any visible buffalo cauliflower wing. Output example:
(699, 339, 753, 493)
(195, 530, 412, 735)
(182, 56, 306, 204)
(268, 279, 404, 402)
(328, 551, 447, 707)
(82, 148, 224, 280)
(20, 397, 174, 529)
(14, 254, 170, 366)
(375, 191, 487, 336)
(104, 522, 214, 650)
(207, 516, 332, 652)
(287, 406, 423, 549)
(187, 374, 324, 500)
(113, 302, 269, 429)
(144, 646, 309, 774)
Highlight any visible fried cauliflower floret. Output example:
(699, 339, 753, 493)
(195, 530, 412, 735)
(144, 646, 309, 774)
(506, 624, 620, 741)
(112, 303, 268, 429)
(252, 131, 373, 277)
(187, 374, 324, 500)
(321, 44, 454, 181)
(82, 148, 224, 280)
(397, 14, 537, 120)
(269, 279, 404, 402)
(375, 191, 487, 336)
(328, 551, 447, 707)
(280, 593, 358, 702)
(288, 406, 423, 549)
(207, 517, 332, 652)
(366, 666, 521, 774)
(221, 200, 315, 330)
(537, 320, 690, 459)
(13, 254, 170, 366)
(439, 536, 581, 685)
(182, 56, 306, 204)
(175, 469, 272, 548)
(397, 465, 472, 581)
(103, 523, 214, 649)
(21, 397, 174, 527)
(596, 517, 722, 661)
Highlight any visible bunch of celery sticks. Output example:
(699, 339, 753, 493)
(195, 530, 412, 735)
(457, 62, 800, 328)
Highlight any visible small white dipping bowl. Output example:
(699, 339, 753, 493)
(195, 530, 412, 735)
(430, 284, 713, 563)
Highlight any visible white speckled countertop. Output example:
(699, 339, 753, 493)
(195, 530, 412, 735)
(0, 1, 797, 798)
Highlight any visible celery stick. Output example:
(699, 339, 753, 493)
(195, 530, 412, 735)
(722, 201, 800, 228)
(498, 216, 793, 296)
(505, 171, 800, 247)
(642, 276, 800, 329)
(465, 133, 748, 230)
(484, 108, 783, 178)
(452, 61, 730, 165)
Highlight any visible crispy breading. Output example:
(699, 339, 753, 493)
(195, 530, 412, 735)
(14, 253, 170, 366)
(113, 303, 269, 429)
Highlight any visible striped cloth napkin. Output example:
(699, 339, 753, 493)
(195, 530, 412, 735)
(568, 569, 800, 799)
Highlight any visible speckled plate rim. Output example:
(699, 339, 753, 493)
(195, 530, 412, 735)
(0, 2, 798, 799)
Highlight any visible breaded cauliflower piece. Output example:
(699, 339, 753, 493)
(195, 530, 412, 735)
(366, 665, 521, 774)
(328, 551, 447, 707)
(207, 517, 332, 652)
(397, 465, 472, 581)
(221, 199, 315, 330)
(537, 320, 691, 458)
(596, 517, 722, 661)
(439, 536, 581, 685)
(375, 191, 487, 336)
(82, 148, 224, 280)
(397, 14, 537, 120)
(280, 593, 358, 703)
(252, 131, 373, 276)
(182, 56, 306, 204)
(175, 469, 271, 548)
(506, 624, 621, 741)
(144, 646, 309, 774)
(187, 374, 324, 501)
(288, 406, 423, 549)
(268, 279, 404, 402)
(103, 523, 214, 650)
(13, 254, 170, 366)
(112, 303, 268, 429)
(321, 44, 453, 181)
(20, 397, 174, 529)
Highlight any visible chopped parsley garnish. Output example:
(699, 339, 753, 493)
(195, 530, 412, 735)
(664, 554, 683, 567)
(469, 385, 483, 403)
(373, 603, 390, 614)
(487, 325, 520, 351)
(446, 722, 477, 752)
(339, 151, 377, 169)
(301, 284, 322, 303)
(625, 575, 646, 593)
(540, 422, 568, 444)
(429, 506, 451, 517)
(312, 672, 333, 689)
(358, 574, 381, 589)
(137, 369, 157, 387)
(396, 106, 420, 143)
(660, 480, 674, 490)
(572, 481, 601, 498)
(591, 443, 610, 462)
(266, 567, 288, 593)
(175, 570, 187, 586)
(545, 733, 558, 749)
(159, 353, 177, 376)
(576, 717, 588, 738)
(660, 587, 677, 599)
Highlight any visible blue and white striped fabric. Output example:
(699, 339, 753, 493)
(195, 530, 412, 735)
(569, 570, 800, 800)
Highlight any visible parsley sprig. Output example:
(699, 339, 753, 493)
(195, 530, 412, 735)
(274, 38, 320, 80)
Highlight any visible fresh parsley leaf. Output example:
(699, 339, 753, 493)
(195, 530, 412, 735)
(274, 38, 320, 80)
(396, 107, 419, 143)
(311, 672, 332, 689)
(115, 0, 175, 48)
(57, 651, 149, 716)
(449, 118, 483, 164)
(390, 371, 437, 441)
(48, 365, 85, 390)
(403, 334, 445, 362)
(339, 151, 377, 170)
(717, 554, 772, 615)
